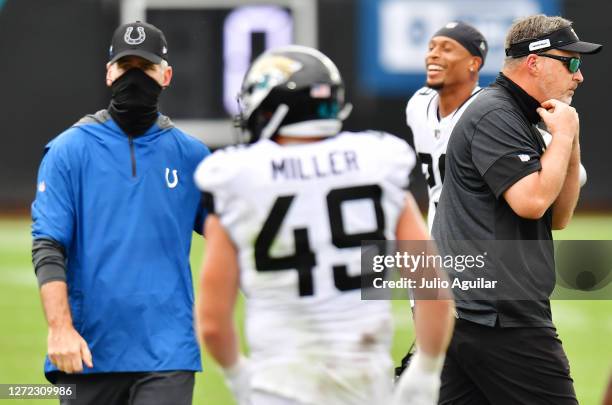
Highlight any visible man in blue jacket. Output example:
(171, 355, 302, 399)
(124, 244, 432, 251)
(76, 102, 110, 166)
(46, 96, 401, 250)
(31, 21, 210, 405)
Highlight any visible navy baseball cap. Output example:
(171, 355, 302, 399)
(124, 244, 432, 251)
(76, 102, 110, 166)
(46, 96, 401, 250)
(506, 25, 602, 58)
(109, 21, 168, 64)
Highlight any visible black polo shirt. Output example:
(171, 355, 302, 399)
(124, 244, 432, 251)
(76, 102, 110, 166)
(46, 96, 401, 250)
(432, 73, 555, 328)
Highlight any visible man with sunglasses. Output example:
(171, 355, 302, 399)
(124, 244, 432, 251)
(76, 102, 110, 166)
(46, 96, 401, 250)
(432, 15, 602, 404)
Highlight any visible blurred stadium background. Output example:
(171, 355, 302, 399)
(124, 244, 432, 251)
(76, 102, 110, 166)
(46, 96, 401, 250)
(0, 0, 610, 404)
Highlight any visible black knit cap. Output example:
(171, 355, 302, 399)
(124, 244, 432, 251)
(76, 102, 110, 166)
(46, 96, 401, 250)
(432, 21, 488, 69)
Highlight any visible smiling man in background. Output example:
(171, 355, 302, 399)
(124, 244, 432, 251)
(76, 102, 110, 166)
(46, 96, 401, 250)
(405, 21, 487, 230)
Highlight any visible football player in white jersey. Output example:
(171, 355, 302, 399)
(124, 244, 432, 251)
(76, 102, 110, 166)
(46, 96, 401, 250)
(395, 21, 488, 387)
(406, 21, 488, 230)
(194, 46, 454, 405)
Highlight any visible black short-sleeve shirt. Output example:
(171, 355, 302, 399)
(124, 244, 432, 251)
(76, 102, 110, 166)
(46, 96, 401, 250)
(432, 73, 555, 328)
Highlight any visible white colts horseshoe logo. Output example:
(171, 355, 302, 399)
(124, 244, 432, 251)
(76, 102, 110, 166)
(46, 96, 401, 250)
(165, 168, 178, 189)
(124, 26, 146, 45)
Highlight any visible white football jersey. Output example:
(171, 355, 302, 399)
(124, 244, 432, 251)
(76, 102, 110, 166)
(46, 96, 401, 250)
(195, 131, 416, 404)
(406, 86, 481, 229)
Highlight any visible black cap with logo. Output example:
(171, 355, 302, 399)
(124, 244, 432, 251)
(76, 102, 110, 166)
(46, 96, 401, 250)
(506, 25, 602, 58)
(109, 21, 168, 64)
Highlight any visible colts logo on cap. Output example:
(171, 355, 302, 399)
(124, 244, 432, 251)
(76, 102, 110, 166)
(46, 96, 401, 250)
(124, 26, 146, 45)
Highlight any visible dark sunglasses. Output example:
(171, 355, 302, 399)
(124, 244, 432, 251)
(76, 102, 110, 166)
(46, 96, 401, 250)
(538, 53, 582, 73)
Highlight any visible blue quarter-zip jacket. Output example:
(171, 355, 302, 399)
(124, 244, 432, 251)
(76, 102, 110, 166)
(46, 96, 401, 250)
(31, 110, 209, 377)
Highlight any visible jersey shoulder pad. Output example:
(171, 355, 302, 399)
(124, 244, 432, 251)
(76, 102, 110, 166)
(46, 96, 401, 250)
(406, 87, 436, 126)
(360, 131, 416, 171)
(380, 132, 416, 160)
(193, 144, 250, 193)
(377, 132, 416, 189)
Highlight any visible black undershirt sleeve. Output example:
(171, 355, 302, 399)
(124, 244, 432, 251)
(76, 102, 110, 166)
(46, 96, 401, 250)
(32, 238, 67, 287)
(201, 191, 216, 215)
(193, 193, 207, 235)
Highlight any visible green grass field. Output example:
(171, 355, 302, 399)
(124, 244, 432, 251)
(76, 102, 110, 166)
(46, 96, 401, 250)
(0, 215, 610, 404)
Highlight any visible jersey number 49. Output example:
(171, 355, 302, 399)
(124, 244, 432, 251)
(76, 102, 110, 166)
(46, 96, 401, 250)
(255, 185, 385, 296)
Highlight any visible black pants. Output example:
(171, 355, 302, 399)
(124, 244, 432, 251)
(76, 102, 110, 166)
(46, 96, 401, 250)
(54, 371, 194, 405)
(439, 319, 577, 405)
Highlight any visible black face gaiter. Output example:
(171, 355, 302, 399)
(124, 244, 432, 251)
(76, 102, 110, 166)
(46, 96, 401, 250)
(108, 68, 163, 136)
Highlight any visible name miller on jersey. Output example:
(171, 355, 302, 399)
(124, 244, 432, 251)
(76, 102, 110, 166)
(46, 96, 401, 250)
(271, 150, 360, 181)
